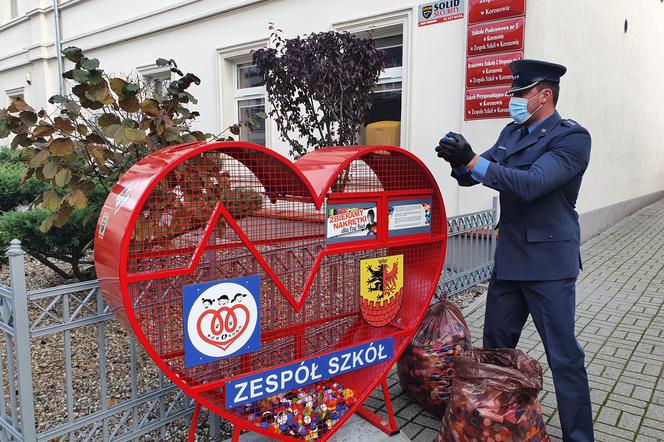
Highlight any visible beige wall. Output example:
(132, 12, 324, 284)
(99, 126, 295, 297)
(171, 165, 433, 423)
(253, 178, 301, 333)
(1, 0, 663, 219)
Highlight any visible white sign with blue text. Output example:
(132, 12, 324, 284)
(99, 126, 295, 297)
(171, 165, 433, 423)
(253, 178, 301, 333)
(225, 337, 394, 408)
(183, 275, 260, 368)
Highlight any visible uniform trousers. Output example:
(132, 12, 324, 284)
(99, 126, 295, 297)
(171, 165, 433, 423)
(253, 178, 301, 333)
(483, 275, 595, 442)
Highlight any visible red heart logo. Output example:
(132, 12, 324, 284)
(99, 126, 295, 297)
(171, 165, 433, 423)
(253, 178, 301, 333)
(94, 142, 447, 441)
(197, 304, 251, 351)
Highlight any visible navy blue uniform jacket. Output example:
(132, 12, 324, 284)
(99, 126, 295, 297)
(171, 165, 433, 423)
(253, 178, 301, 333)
(452, 112, 591, 280)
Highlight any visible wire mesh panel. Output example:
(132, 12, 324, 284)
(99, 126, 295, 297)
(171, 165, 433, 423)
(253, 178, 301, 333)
(94, 142, 447, 441)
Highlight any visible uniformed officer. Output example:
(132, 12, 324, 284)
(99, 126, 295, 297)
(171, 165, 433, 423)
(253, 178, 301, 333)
(436, 59, 594, 442)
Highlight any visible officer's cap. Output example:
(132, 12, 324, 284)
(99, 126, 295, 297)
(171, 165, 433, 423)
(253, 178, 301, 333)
(507, 59, 567, 95)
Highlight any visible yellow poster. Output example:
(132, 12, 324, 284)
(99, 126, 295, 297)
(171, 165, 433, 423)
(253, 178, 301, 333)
(359, 255, 404, 327)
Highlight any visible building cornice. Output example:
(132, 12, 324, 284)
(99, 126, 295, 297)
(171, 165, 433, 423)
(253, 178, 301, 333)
(0, 0, 270, 73)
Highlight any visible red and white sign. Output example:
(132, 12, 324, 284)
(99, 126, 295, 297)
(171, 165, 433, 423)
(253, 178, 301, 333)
(464, 85, 511, 120)
(468, 0, 526, 24)
(466, 51, 523, 88)
(467, 17, 525, 56)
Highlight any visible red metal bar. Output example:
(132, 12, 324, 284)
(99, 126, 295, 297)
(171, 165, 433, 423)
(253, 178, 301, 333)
(356, 380, 400, 436)
(187, 401, 201, 442)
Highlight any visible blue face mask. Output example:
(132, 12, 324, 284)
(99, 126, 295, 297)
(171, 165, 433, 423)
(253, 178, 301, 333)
(508, 90, 547, 124)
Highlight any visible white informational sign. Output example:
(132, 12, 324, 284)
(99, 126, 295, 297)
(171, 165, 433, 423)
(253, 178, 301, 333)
(388, 199, 432, 237)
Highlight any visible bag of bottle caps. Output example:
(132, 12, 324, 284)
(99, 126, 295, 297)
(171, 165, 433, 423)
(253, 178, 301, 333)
(397, 297, 471, 417)
(438, 348, 549, 442)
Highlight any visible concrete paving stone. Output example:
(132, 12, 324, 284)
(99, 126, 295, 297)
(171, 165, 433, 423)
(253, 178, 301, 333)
(545, 410, 559, 426)
(612, 381, 636, 397)
(540, 392, 558, 408)
(390, 396, 413, 413)
(620, 372, 658, 388)
(589, 388, 610, 405)
(632, 385, 655, 401)
(586, 363, 605, 376)
(364, 397, 384, 410)
(540, 405, 555, 419)
(412, 414, 443, 430)
(637, 344, 658, 356)
(412, 428, 439, 442)
(637, 420, 664, 439)
(398, 404, 423, 421)
(370, 389, 384, 400)
(634, 435, 660, 442)
(596, 406, 621, 426)
(596, 344, 618, 357)
(416, 408, 439, 420)
(645, 403, 664, 421)
(593, 421, 636, 440)
(613, 348, 632, 359)
(400, 422, 424, 440)
(588, 375, 617, 390)
(605, 397, 648, 417)
(583, 342, 602, 354)
(617, 411, 642, 432)
(546, 425, 563, 439)
(602, 366, 623, 379)
(594, 430, 630, 441)
(634, 349, 664, 363)
(395, 417, 407, 428)
(389, 383, 404, 397)
(590, 355, 627, 371)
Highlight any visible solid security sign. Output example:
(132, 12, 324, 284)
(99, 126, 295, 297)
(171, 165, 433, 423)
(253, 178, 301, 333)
(418, 0, 465, 27)
(225, 337, 394, 408)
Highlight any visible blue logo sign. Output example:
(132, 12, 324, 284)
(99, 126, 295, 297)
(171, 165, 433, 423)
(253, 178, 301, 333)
(225, 337, 394, 408)
(183, 275, 260, 368)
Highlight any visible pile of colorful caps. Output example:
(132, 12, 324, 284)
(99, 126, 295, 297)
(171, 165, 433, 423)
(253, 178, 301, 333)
(438, 389, 549, 442)
(397, 320, 469, 416)
(233, 381, 357, 440)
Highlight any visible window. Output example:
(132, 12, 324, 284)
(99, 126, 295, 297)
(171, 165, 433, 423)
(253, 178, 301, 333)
(137, 64, 171, 99)
(365, 34, 403, 126)
(219, 40, 270, 148)
(334, 11, 411, 147)
(144, 71, 171, 98)
(234, 62, 267, 146)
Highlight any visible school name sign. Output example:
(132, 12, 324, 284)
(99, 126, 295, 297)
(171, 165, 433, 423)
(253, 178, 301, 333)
(225, 338, 394, 408)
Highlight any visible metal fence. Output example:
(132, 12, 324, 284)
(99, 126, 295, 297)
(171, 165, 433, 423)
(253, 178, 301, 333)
(0, 199, 496, 442)
(439, 197, 498, 297)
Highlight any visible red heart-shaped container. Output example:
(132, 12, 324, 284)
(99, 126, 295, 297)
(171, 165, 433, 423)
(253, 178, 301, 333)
(94, 142, 447, 440)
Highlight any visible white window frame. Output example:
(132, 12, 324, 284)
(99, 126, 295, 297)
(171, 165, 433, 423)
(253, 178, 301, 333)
(5, 86, 24, 107)
(137, 63, 172, 97)
(217, 39, 270, 147)
(333, 10, 412, 148)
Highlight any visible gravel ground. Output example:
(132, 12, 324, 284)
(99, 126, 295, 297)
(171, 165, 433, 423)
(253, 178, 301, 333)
(0, 253, 484, 441)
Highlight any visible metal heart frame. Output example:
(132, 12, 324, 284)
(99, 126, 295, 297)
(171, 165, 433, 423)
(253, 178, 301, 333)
(94, 141, 447, 441)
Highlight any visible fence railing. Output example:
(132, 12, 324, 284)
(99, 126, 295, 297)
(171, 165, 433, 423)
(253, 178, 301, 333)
(0, 199, 496, 441)
(439, 197, 498, 297)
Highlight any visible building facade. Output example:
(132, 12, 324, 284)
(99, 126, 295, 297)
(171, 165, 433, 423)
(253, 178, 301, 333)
(2, 0, 664, 240)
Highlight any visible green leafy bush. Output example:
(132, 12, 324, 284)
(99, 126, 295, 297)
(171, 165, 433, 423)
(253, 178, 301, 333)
(0, 148, 48, 212)
(0, 205, 98, 279)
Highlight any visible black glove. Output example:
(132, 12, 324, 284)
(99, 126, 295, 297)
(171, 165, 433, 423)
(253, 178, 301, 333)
(435, 137, 462, 168)
(435, 132, 476, 167)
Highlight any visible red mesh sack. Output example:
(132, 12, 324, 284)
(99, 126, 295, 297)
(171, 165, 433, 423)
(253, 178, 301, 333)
(397, 298, 471, 416)
(438, 348, 549, 442)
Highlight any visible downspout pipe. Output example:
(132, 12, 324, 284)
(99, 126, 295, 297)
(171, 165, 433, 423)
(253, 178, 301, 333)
(53, 0, 64, 95)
